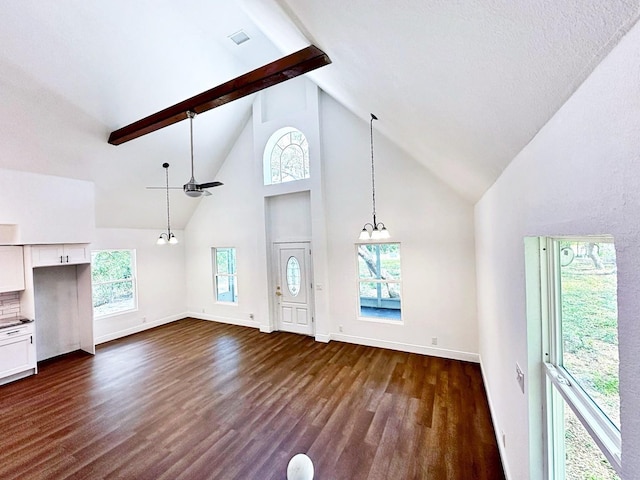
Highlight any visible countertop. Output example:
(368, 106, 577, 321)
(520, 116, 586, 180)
(0, 318, 33, 330)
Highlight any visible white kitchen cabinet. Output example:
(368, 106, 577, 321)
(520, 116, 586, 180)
(0, 322, 36, 385)
(0, 246, 25, 292)
(31, 244, 90, 267)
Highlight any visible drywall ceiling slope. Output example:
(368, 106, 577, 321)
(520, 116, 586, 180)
(243, 0, 640, 202)
(0, 1, 281, 229)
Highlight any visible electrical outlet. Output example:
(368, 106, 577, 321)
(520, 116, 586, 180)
(431, 337, 438, 345)
(516, 362, 525, 394)
(142, 316, 147, 323)
(339, 325, 343, 332)
(249, 313, 254, 320)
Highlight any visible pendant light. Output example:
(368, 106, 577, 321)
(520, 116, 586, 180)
(157, 162, 178, 245)
(359, 113, 390, 241)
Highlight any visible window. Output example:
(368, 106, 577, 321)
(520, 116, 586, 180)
(263, 127, 310, 185)
(213, 247, 237, 304)
(91, 250, 137, 318)
(357, 243, 401, 321)
(541, 237, 620, 478)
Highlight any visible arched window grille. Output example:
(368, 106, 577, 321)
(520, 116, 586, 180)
(263, 127, 310, 185)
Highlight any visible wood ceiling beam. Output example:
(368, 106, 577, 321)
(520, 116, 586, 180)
(108, 45, 331, 146)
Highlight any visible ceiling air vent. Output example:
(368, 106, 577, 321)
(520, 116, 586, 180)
(229, 30, 250, 46)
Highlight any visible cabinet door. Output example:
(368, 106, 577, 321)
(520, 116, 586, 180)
(0, 332, 35, 380)
(0, 246, 25, 292)
(64, 244, 90, 265)
(32, 244, 90, 267)
(32, 245, 66, 267)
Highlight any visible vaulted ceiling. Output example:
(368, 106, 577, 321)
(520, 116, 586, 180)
(0, 0, 638, 228)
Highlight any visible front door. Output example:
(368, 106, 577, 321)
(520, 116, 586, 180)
(275, 242, 314, 335)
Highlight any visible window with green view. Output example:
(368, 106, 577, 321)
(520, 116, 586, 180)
(91, 250, 136, 318)
(213, 247, 238, 304)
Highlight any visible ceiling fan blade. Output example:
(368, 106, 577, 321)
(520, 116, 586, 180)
(201, 189, 212, 196)
(146, 186, 183, 190)
(198, 181, 224, 189)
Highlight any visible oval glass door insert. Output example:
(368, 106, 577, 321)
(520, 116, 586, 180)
(286, 256, 301, 296)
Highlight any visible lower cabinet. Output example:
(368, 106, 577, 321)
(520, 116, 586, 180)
(0, 323, 36, 385)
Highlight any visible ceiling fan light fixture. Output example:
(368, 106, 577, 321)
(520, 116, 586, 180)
(183, 184, 203, 198)
(168, 232, 179, 245)
(156, 235, 167, 246)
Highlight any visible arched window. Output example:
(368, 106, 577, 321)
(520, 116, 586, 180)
(263, 127, 310, 185)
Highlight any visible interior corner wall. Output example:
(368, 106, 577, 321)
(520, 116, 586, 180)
(184, 118, 267, 328)
(474, 21, 640, 480)
(321, 94, 478, 360)
(91, 228, 187, 343)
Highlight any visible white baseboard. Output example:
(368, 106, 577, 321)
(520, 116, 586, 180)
(259, 325, 274, 333)
(479, 356, 510, 480)
(330, 333, 480, 363)
(95, 312, 185, 345)
(188, 312, 260, 330)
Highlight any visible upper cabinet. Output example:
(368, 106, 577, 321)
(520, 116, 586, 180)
(31, 244, 90, 268)
(0, 246, 25, 292)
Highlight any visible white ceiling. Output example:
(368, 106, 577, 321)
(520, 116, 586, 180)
(0, 0, 638, 228)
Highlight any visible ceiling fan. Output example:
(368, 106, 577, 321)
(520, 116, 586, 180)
(182, 111, 223, 197)
(146, 111, 223, 197)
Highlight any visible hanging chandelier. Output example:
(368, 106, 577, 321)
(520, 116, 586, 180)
(359, 113, 390, 241)
(157, 162, 178, 245)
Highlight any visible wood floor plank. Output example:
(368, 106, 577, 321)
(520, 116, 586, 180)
(0, 318, 505, 479)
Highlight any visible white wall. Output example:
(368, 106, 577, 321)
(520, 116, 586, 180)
(0, 167, 94, 244)
(184, 120, 266, 328)
(91, 228, 187, 343)
(475, 20, 640, 480)
(322, 95, 478, 359)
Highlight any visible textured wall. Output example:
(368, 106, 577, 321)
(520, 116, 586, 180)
(476, 19, 640, 480)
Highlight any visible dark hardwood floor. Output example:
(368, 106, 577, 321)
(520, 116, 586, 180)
(0, 319, 505, 479)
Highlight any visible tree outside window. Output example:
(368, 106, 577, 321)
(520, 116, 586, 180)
(91, 250, 136, 318)
(357, 243, 401, 321)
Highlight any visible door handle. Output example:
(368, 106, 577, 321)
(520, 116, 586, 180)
(275, 291, 283, 296)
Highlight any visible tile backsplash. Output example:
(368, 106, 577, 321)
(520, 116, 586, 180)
(0, 291, 20, 320)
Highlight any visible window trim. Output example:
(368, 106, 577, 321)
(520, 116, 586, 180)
(91, 249, 138, 319)
(541, 236, 621, 476)
(212, 247, 238, 305)
(355, 242, 403, 323)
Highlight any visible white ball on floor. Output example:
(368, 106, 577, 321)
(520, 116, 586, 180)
(287, 453, 314, 480)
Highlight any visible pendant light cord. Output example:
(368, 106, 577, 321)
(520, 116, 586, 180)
(370, 113, 378, 223)
(164, 163, 171, 235)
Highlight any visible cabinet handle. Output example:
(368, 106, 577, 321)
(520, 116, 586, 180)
(60, 255, 64, 263)
(30, 336, 33, 344)
(66, 255, 69, 263)
(5, 330, 21, 335)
